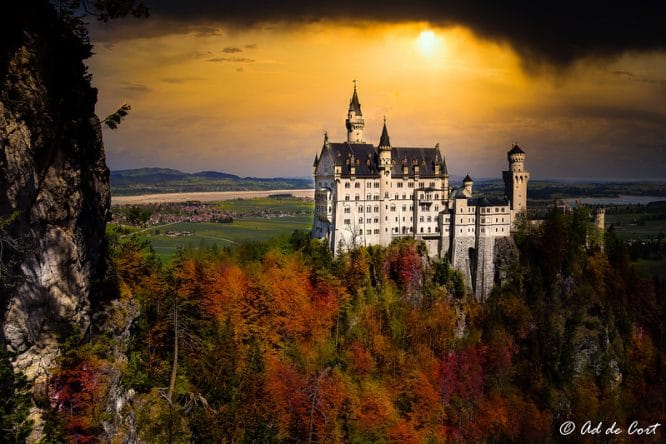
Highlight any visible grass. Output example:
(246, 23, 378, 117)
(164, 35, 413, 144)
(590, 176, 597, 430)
(635, 258, 666, 281)
(140, 215, 313, 261)
(606, 213, 666, 240)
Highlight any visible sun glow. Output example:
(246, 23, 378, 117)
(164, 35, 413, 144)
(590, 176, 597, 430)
(417, 30, 439, 56)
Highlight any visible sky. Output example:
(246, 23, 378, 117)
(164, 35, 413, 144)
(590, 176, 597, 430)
(88, 1, 666, 180)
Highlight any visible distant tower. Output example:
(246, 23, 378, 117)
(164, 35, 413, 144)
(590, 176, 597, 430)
(462, 174, 473, 197)
(378, 118, 392, 246)
(503, 144, 530, 226)
(595, 207, 606, 250)
(346, 81, 365, 143)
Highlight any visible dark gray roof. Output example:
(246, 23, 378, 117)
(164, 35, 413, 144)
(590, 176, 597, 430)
(508, 144, 525, 155)
(379, 122, 391, 147)
(327, 142, 447, 178)
(463, 174, 473, 183)
(468, 196, 509, 207)
(349, 88, 362, 115)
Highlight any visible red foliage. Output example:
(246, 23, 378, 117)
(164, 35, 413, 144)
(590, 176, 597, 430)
(49, 357, 109, 442)
(383, 241, 424, 296)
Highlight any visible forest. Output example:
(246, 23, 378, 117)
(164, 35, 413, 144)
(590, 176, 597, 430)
(2, 206, 663, 442)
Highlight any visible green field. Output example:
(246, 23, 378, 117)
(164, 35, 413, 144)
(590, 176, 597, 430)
(605, 213, 666, 240)
(139, 216, 313, 260)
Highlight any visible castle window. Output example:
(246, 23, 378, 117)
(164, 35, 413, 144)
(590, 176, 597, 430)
(359, 206, 363, 212)
(428, 227, 431, 233)
(367, 194, 372, 200)
(344, 219, 351, 225)
(374, 206, 379, 212)
(345, 195, 350, 201)
(397, 182, 403, 188)
(427, 216, 432, 222)
(355, 182, 360, 188)
(344, 182, 350, 189)
(402, 205, 406, 211)
(420, 227, 424, 233)
(355, 195, 360, 201)
(390, 205, 396, 212)
(419, 182, 425, 188)
(367, 218, 372, 223)
(395, 217, 398, 222)
(359, 229, 363, 235)
(435, 226, 439, 232)
(435, 205, 439, 211)
(374, 218, 379, 223)
(395, 194, 399, 200)
(419, 216, 424, 222)
(374, 229, 380, 234)
(374, 195, 379, 200)
(344, 207, 351, 214)
(359, 218, 363, 224)
(385, 192, 389, 198)
(496, 218, 498, 222)
(435, 194, 439, 200)
(408, 182, 414, 188)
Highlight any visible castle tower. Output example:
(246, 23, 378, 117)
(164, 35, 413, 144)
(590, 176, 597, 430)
(462, 174, 473, 197)
(503, 144, 530, 227)
(594, 207, 605, 251)
(345, 81, 364, 143)
(378, 119, 392, 246)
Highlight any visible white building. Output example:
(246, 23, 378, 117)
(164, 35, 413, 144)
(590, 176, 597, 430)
(312, 85, 529, 300)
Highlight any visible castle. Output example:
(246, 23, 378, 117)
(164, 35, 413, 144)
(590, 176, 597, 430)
(312, 84, 530, 300)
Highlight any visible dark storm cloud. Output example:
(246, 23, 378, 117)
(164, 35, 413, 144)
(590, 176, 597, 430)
(161, 76, 204, 84)
(207, 57, 254, 63)
(119, 81, 150, 93)
(139, 0, 665, 67)
(221, 47, 243, 53)
(611, 70, 666, 87)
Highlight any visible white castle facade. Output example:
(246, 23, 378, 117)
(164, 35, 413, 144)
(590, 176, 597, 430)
(312, 85, 530, 300)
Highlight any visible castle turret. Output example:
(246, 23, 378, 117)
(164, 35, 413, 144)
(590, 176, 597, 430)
(378, 117, 391, 167)
(503, 144, 530, 227)
(595, 207, 605, 250)
(378, 118, 392, 246)
(345, 81, 364, 142)
(462, 174, 473, 197)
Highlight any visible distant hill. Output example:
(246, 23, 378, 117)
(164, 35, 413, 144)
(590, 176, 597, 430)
(110, 168, 313, 196)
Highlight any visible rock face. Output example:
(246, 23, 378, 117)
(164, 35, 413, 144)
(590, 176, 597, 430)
(0, 1, 109, 387)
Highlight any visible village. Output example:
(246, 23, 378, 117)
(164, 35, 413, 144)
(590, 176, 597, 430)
(111, 196, 314, 233)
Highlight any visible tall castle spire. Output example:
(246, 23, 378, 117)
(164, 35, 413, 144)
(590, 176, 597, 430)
(379, 116, 391, 149)
(345, 80, 365, 143)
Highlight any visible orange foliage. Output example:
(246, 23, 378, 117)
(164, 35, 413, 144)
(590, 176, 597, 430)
(347, 341, 375, 375)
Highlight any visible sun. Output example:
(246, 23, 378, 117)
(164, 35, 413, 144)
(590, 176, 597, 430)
(417, 30, 439, 55)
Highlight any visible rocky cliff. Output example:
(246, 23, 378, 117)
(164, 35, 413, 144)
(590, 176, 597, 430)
(0, 0, 110, 430)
